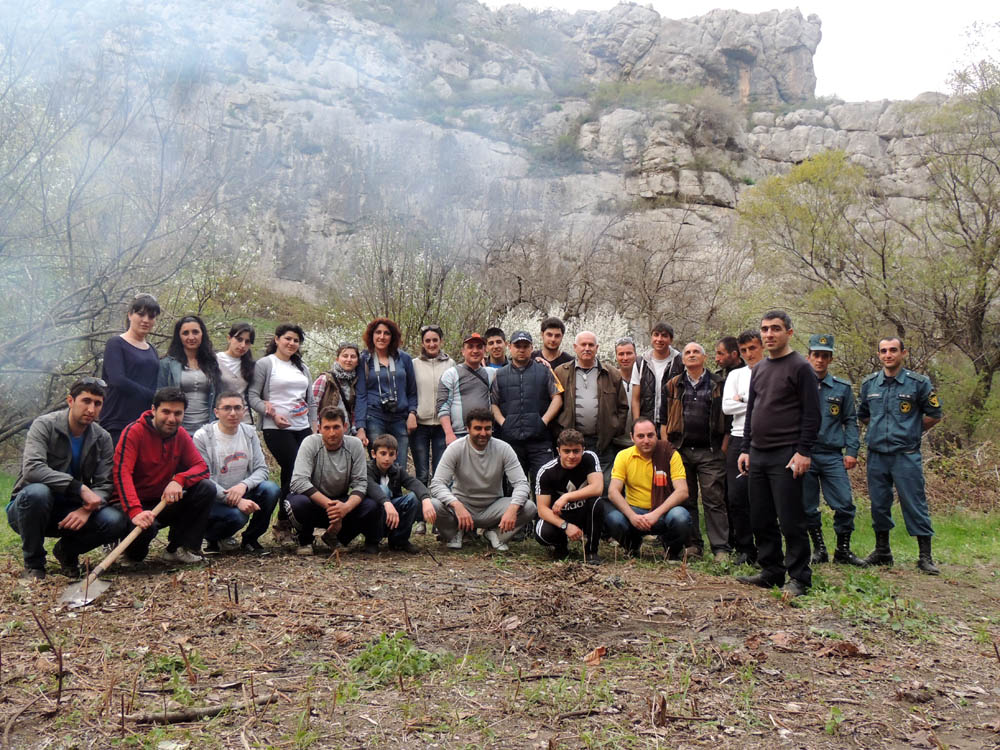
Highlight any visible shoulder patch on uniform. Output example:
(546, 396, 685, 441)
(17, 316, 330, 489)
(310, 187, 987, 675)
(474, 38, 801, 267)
(928, 391, 940, 408)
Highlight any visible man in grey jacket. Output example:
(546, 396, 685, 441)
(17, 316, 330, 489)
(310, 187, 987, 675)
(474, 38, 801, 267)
(192, 392, 280, 554)
(427, 407, 534, 552)
(285, 407, 381, 555)
(7, 379, 129, 579)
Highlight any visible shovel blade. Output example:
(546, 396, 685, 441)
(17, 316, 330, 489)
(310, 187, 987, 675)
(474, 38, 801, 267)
(60, 577, 111, 608)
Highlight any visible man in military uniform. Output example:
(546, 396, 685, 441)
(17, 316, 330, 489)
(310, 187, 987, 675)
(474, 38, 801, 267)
(858, 337, 942, 574)
(803, 335, 867, 566)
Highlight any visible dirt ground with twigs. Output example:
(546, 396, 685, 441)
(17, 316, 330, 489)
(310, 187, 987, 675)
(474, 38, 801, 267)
(2, 532, 1000, 750)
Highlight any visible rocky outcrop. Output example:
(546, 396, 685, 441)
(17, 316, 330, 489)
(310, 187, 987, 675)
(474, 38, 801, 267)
(20, 0, 944, 285)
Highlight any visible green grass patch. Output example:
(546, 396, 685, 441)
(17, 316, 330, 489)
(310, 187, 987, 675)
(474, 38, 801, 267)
(819, 498, 1000, 567)
(349, 632, 451, 686)
(799, 570, 939, 638)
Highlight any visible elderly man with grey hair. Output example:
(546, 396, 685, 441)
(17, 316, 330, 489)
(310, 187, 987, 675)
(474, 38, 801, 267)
(553, 331, 629, 492)
(661, 342, 730, 561)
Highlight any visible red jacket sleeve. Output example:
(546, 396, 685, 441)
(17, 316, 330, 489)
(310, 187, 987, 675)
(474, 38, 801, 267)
(173, 430, 210, 488)
(113, 422, 143, 519)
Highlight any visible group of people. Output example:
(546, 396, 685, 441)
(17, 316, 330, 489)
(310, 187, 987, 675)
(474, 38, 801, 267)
(7, 296, 944, 598)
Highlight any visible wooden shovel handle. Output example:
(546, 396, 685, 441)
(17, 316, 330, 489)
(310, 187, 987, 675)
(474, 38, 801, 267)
(87, 498, 168, 582)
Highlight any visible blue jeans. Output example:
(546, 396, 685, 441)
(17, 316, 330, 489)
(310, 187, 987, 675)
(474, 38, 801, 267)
(602, 500, 691, 553)
(366, 413, 409, 469)
(205, 481, 280, 544)
(6, 484, 130, 570)
(410, 424, 446, 486)
(867, 451, 933, 537)
(802, 451, 857, 534)
(377, 490, 419, 546)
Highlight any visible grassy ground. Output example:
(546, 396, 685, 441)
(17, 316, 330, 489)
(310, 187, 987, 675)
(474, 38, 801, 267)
(2, 470, 999, 749)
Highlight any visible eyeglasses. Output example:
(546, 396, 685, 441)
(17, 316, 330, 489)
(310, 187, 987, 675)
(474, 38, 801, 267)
(217, 404, 245, 413)
(77, 377, 108, 388)
(614, 337, 636, 348)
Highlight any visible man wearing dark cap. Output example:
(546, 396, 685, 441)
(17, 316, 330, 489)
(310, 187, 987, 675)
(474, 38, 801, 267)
(804, 334, 867, 566)
(437, 332, 496, 445)
(491, 330, 563, 486)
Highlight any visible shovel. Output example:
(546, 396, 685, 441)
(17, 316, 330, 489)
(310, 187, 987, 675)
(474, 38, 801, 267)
(60, 499, 166, 608)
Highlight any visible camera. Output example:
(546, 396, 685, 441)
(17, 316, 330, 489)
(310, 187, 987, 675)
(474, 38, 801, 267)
(380, 397, 398, 413)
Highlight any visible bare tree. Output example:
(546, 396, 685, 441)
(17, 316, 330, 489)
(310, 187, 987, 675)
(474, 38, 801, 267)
(0, 17, 249, 443)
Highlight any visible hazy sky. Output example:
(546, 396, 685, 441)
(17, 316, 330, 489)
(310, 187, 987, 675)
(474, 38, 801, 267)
(482, 1, 999, 102)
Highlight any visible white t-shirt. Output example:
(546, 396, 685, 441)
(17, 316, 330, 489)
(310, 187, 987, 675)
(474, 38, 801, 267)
(722, 366, 752, 437)
(217, 352, 253, 423)
(212, 423, 252, 489)
(265, 356, 310, 431)
(630, 355, 672, 417)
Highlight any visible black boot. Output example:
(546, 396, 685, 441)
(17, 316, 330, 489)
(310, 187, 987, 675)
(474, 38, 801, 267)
(808, 527, 828, 564)
(863, 530, 893, 567)
(833, 532, 869, 567)
(916, 536, 940, 576)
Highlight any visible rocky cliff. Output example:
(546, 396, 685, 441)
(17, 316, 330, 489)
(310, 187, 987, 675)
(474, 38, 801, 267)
(24, 0, 941, 292)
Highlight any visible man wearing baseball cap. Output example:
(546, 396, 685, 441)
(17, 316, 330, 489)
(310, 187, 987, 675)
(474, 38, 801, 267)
(437, 333, 496, 445)
(491, 330, 563, 486)
(803, 334, 867, 566)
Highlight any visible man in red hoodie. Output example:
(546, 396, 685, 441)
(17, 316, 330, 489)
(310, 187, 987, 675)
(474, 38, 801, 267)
(113, 386, 215, 564)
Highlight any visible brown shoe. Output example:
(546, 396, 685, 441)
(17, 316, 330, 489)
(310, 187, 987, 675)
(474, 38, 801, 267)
(684, 546, 702, 560)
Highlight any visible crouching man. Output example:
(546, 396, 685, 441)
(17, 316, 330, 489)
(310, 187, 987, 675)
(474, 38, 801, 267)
(533, 429, 604, 564)
(604, 418, 690, 557)
(193, 392, 280, 554)
(7, 378, 129, 579)
(367, 434, 425, 554)
(286, 408, 382, 555)
(113, 387, 215, 564)
(428, 408, 534, 552)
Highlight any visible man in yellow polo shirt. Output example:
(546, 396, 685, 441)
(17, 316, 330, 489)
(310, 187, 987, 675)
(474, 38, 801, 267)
(605, 418, 690, 557)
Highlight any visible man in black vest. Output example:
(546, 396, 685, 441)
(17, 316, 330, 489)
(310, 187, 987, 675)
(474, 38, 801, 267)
(491, 331, 563, 486)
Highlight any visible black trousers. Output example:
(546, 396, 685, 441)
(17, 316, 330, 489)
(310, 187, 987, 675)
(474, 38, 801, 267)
(507, 436, 554, 491)
(748, 446, 811, 586)
(534, 497, 604, 556)
(126, 479, 215, 560)
(285, 494, 383, 547)
(263, 427, 312, 519)
(726, 437, 756, 559)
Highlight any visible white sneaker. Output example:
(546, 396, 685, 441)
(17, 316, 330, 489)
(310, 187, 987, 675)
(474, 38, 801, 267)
(219, 536, 241, 553)
(162, 547, 203, 564)
(296, 544, 314, 556)
(413, 521, 427, 535)
(446, 530, 463, 549)
(484, 529, 509, 552)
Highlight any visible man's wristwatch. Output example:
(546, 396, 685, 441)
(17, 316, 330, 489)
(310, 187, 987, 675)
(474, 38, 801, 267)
(560, 521, 568, 531)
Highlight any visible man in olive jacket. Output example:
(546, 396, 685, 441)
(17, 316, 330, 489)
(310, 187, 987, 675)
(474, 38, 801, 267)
(553, 332, 628, 492)
(7, 379, 129, 579)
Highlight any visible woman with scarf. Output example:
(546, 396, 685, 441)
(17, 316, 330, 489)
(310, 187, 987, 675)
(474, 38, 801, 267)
(355, 318, 417, 469)
(410, 325, 455, 488)
(311, 342, 360, 430)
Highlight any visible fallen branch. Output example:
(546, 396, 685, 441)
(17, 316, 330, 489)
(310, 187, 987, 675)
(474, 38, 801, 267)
(126, 692, 278, 724)
(557, 706, 622, 721)
(3, 696, 43, 750)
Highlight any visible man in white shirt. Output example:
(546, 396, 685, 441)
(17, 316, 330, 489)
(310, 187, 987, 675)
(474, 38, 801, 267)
(193, 392, 280, 554)
(721, 331, 764, 566)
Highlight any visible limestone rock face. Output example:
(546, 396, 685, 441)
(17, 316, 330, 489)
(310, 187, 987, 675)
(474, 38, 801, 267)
(20, 0, 948, 286)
